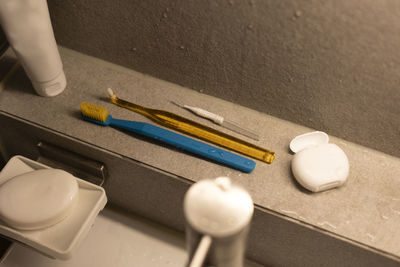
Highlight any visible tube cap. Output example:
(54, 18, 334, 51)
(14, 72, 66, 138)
(32, 70, 66, 97)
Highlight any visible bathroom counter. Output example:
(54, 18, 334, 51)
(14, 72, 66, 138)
(1, 48, 399, 265)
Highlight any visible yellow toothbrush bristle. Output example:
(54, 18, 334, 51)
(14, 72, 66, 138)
(80, 102, 109, 122)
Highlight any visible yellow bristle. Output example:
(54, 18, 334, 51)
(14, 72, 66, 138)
(80, 102, 109, 122)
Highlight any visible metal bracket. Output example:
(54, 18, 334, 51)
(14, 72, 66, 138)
(37, 142, 106, 186)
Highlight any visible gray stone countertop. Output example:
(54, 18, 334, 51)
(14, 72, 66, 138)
(1, 47, 400, 259)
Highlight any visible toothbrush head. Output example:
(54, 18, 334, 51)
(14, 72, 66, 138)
(80, 102, 111, 126)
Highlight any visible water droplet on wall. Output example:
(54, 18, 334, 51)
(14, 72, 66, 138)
(279, 209, 298, 216)
(366, 233, 376, 242)
(295, 10, 302, 17)
(317, 221, 337, 229)
(377, 198, 400, 221)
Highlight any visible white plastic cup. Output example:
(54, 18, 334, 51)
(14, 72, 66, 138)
(0, 0, 66, 97)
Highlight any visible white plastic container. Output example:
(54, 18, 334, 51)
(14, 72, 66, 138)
(0, 169, 79, 231)
(290, 131, 350, 192)
(0, 156, 107, 260)
(0, 0, 66, 96)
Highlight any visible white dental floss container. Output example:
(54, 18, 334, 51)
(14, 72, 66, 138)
(0, 169, 79, 230)
(290, 131, 350, 192)
(0, 0, 66, 97)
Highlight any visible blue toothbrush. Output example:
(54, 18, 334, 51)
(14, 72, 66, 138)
(80, 102, 255, 173)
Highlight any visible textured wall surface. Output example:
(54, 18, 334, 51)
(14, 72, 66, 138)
(48, 0, 400, 158)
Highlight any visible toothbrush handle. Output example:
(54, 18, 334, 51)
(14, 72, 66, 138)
(111, 119, 255, 173)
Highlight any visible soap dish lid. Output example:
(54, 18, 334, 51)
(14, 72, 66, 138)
(290, 131, 329, 153)
(0, 156, 107, 260)
(0, 169, 79, 231)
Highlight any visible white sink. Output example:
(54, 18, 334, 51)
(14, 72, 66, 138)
(1, 207, 187, 267)
(1, 207, 262, 267)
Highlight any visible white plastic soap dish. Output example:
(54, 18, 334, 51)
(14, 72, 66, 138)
(0, 156, 107, 260)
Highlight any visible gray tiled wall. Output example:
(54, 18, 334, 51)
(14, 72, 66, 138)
(48, 0, 400, 158)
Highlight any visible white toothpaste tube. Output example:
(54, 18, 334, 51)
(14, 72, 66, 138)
(0, 0, 66, 97)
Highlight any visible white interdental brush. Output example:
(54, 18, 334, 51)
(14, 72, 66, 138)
(171, 102, 260, 141)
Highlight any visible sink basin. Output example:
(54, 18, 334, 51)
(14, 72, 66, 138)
(0, 207, 187, 267)
(0, 206, 262, 267)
